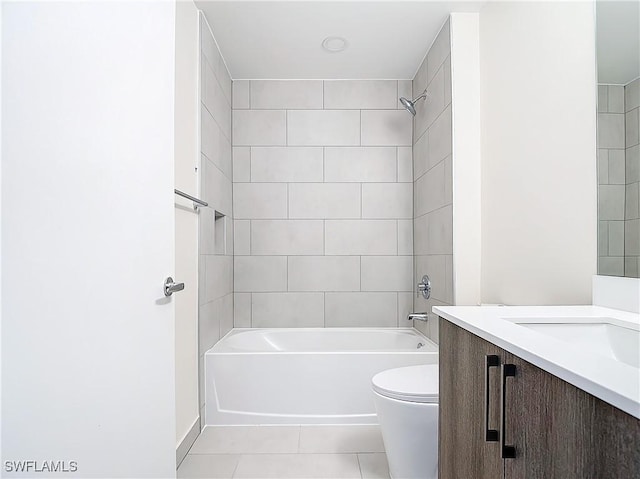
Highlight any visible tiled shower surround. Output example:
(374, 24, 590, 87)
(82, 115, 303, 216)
(199, 15, 234, 419)
(597, 78, 640, 278)
(624, 78, 640, 277)
(231, 79, 415, 328)
(411, 21, 453, 339)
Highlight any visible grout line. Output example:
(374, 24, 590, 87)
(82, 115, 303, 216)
(356, 453, 364, 479)
(322, 147, 325, 182)
(323, 219, 326, 255)
(323, 292, 326, 327)
(249, 293, 253, 328)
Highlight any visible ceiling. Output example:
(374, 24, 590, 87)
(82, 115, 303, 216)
(596, 0, 640, 85)
(195, 1, 485, 80)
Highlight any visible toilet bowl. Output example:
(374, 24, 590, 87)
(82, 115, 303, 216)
(372, 364, 439, 479)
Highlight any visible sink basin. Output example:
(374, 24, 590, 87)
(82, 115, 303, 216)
(504, 317, 640, 369)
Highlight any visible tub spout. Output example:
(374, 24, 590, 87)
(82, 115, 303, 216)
(408, 312, 429, 322)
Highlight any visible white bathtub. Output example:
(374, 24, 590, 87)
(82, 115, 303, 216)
(205, 328, 438, 425)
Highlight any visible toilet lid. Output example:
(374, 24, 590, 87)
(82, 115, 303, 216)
(372, 364, 439, 403)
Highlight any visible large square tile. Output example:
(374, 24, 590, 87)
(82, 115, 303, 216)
(362, 183, 413, 219)
(361, 256, 413, 292)
(289, 183, 361, 219)
(626, 109, 639, 147)
(323, 80, 397, 110)
(288, 256, 360, 292)
(299, 425, 385, 453)
(324, 293, 397, 327)
(358, 453, 390, 479)
(252, 293, 324, 328)
(233, 454, 361, 479)
(287, 110, 360, 146)
(232, 80, 250, 109)
(361, 110, 413, 146)
(234, 256, 287, 292)
(190, 427, 250, 454)
(251, 147, 323, 182)
(233, 110, 286, 146)
(325, 220, 397, 255)
(598, 113, 625, 149)
(233, 183, 287, 219)
(250, 220, 324, 255)
(251, 80, 323, 109)
(178, 454, 239, 479)
(324, 147, 396, 183)
(190, 426, 300, 454)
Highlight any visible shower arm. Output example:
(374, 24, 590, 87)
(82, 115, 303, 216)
(412, 89, 428, 103)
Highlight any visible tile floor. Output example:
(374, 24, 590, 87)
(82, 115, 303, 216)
(177, 425, 390, 479)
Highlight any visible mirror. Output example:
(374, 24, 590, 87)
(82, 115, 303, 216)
(596, 0, 640, 277)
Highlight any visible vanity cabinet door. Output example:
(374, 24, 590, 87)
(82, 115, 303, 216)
(439, 320, 504, 479)
(502, 351, 640, 479)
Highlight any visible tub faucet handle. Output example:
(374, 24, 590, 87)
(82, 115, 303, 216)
(408, 312, 429, 322)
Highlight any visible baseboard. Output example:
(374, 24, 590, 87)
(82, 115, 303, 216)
(176, 416, 201, 468)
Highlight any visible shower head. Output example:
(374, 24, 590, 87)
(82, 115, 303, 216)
(399, 97, 417, 116)
(399, 89, 428, 116)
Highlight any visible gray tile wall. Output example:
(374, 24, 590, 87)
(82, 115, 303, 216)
(199, 16, 233, 420)
(412, 20, 453, 343)
(624, 78, 640, 277)
(598, 84, 626, 276)
(231, 79, 414, 328)
(598, 81, 640, 278)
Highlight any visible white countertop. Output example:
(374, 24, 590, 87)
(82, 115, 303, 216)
(433, 305, 640, 419)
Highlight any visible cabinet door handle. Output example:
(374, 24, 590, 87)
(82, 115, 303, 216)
(484, 355, 500, 442)
(500, 363, 517, 459)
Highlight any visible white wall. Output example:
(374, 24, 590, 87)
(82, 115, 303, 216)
(174, 0, 200, 461)
(478, 1, 597, 305)
(231, 80, 414, 328)
(450, 13, 481, 307)
(2, 2, 177, 477)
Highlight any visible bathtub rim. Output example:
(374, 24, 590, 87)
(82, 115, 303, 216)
(206, 327, 436, 355)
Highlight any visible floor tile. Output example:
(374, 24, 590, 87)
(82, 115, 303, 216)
(245, 426, 301, 453)
(358, 453, 391, 479)
(190, 426, 300, 454)
(189, 427, 249, 454)
(232, 453, 361, 479)
(299, 425, 385, 454)
(177, 454, 240, 479)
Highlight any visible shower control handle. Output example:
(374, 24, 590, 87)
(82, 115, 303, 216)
(164, 277, 185, 297)
(417, 275, 431, 299)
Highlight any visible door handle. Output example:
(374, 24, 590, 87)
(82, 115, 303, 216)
(164, 277, 185, 297)
(500, 363, 517, 459)
(484, 355, 500, 442)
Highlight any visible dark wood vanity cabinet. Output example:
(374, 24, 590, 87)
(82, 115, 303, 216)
(439, 319, 640, 479)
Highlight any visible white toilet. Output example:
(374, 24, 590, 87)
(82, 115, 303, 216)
(372, 364, 439, 479)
